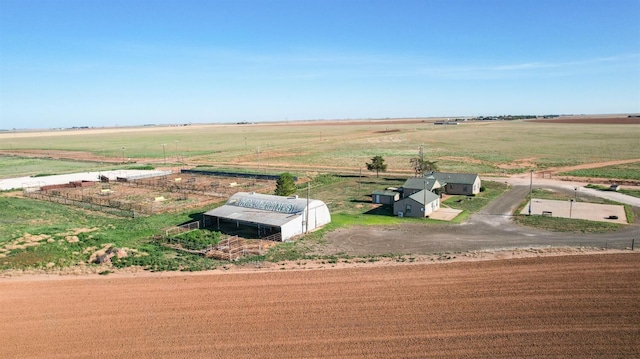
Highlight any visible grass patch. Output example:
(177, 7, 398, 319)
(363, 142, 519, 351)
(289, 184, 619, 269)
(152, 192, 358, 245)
(585, 184, 640, 199)
(619, 189, 640, 198)
(0, 196, 219, 271)
(193, 165, 288, 177)
(559, 161, 640, 180)
(123, 164, 155, 170)
(0, 156, 108, 178)
(172, 229, 222, 250)
(514, 215, 623, 233)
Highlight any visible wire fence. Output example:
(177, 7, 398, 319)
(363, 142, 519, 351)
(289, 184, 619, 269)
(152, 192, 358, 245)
(24, 191, 137, 218)
(488, 238, 638, 253)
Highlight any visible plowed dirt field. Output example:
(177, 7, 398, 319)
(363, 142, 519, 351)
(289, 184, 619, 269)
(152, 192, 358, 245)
(1, 253, 638, 358)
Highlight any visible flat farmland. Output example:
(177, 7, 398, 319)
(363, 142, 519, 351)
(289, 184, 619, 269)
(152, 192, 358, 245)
(0, 253, 638, 358)
(1, 117, 639, 176)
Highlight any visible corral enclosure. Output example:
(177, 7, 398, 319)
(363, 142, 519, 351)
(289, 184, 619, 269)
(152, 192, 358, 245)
(24, 173, 276, 217)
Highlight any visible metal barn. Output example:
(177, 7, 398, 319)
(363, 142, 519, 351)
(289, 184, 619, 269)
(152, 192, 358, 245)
(203, 192, 331, 241)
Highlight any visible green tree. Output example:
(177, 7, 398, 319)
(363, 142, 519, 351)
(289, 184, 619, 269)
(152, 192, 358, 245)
(410, 158, 439, 177)
(274, 172, 297, 196)
(366, 156, 387, 177)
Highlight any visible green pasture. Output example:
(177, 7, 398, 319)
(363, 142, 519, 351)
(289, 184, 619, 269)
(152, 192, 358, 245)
(0, 157, 107, 178)
(560, 161, 640, 181)
(0, 196, 224, 271)
(2, 121, 639, 176)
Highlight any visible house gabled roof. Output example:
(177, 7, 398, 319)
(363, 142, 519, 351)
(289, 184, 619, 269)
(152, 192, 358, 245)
(405, 189, 440, 206)
(403, 177, 443, 191)
(427, 172, 479, 185)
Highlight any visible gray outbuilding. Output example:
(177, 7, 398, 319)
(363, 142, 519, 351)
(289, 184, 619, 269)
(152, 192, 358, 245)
(393, 190, 440, 218)
(428, 172, 482, 196)
(372, 190, 400, 204)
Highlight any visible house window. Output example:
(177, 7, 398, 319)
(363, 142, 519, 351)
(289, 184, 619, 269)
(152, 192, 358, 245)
(463, 186, 468, 192)
(405, 204, 411, 214)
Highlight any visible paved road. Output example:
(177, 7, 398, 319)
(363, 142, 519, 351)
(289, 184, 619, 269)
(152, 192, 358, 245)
(318, 182, 640, 256)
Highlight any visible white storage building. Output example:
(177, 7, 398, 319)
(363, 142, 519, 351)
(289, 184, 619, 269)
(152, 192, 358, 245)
(203, 192, 331, 241)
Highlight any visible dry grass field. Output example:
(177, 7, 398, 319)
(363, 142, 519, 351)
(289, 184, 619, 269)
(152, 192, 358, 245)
(2, 116, 639, 177)
(0, 253, 638, 358)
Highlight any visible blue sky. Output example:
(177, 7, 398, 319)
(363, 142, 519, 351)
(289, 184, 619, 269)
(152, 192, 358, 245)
(1, 0, 639, 129)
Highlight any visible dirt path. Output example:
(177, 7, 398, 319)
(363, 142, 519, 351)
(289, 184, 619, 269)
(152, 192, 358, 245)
(0, 253, 637, 358)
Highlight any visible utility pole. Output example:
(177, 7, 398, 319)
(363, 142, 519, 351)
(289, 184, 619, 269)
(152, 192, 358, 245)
(306, 182, 310, 234)
(416, 144, 424, 178)
(121, 147, 125, 163)
(423, 180, 427, 218)
(528, 170, 533, 215)
(162, 144, 166, 165)
(257, 146, 261, 171)
(569, 198, 574, 218)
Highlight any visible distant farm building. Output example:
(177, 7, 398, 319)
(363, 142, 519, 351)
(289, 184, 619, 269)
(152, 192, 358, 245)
(203, 192, 331, 241)
(393, 190, 440, 218)
(371, 190, 400, 204)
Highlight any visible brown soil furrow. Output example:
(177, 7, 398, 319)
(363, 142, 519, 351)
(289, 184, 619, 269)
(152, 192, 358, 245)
(0, 253, 638, 358)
